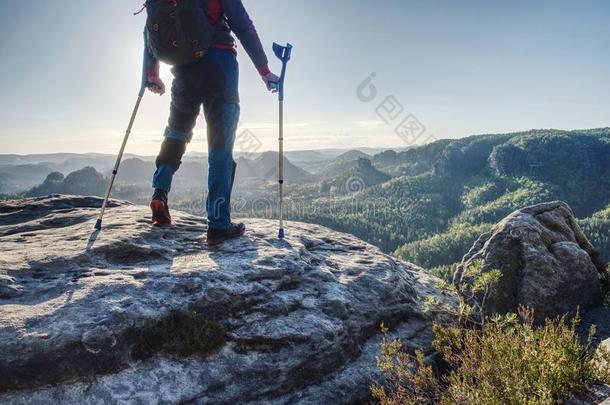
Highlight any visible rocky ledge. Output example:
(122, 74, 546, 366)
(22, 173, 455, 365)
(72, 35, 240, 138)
(0, 195, 454, 404)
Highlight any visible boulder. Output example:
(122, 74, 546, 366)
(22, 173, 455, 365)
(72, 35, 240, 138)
(454, 201, 605, 324)
(0, 195, 454, 404)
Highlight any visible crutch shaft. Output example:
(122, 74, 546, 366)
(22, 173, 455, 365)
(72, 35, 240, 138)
(95, 93, 144, 229)
(278, 100, 284, 229)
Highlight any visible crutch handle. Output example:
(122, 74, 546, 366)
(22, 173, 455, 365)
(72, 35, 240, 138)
(272, 43, 293, 101)
(267, 82, 279, 92)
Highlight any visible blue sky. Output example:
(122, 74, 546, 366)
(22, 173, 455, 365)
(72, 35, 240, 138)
(0, 0, 609, 154)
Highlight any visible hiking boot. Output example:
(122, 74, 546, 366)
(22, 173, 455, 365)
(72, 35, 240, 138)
(207, 222, 246, 246)
(150, 189, 171, 225)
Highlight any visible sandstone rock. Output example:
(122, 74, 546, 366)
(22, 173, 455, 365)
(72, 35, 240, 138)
(600, 338, 610, 353)
(0, 195, 454, 404)
(579, 307, 610, 347)
(454, 201, 604, 324)
(567, 384, 610, 405)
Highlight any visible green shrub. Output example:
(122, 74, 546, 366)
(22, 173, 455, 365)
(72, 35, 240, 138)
(439, 313, 609, 404)
(372, 260, 610, 405)
(373, 314, 610, 405)
(371, 335, 441, 405)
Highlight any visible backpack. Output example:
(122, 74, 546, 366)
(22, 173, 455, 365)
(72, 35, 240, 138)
(144, 0, 215, 66)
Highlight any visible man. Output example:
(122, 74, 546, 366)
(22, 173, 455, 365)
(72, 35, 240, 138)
(145, 0, 279, 245)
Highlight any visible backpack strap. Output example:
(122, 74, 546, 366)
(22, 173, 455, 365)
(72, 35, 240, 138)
(133, 4, 146, 15)
(171, 1, 203, 55)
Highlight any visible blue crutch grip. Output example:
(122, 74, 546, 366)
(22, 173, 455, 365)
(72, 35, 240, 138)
(272, 43, 293, 101)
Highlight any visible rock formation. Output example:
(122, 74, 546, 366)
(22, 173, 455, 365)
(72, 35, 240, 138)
(0, 195, 454, 404)
(454, 201, 605, 324)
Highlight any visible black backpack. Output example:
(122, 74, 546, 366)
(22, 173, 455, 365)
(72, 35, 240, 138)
(144, 0, 215, 66)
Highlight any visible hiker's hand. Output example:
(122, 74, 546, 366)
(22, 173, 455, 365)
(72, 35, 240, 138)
(147, 75, 166, 95)
(261, 72, 280, 93)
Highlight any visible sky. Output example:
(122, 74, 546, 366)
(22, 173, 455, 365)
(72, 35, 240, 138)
(0, 0, 609, 155)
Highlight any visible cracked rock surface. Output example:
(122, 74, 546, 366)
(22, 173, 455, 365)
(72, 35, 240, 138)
(0, 195, 454, 404)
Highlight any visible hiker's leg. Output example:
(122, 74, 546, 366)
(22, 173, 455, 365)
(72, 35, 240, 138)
(202, 49, 240, 230)
(152, 71, 201, 192)
(152, 128, 193, 192)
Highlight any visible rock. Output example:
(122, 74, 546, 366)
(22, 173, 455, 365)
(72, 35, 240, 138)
(0, 274, 22, 299)
(454, 201, 605, 324)
(579, 307, 610, 347)
(0, 195, 454, 404)
(601, 338, 610, 353)
(567, 384, 610, 405)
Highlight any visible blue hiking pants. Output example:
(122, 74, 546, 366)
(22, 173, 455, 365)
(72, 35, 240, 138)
(152, 49, 240, 230)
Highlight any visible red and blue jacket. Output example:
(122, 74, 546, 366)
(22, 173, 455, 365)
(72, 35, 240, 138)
(145, 0, 270, 78)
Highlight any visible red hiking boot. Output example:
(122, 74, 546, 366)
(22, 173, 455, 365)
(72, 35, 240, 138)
(150, 189, 171, 226)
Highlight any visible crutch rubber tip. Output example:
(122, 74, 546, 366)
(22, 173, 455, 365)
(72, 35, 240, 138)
(94, 219, 102, 231)
(278, 228, 285, 239)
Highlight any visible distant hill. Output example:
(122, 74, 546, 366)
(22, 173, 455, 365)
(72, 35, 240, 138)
(0, 148, 398, 195)
(338, 150, 372, 161)
(320, 158, 391, 194)
(489, 132, 610, 180)
(52, 157, 115, 174)
(117, 153, 312, 186)
(283, 150, 337, 164)
(0, 153, 95, 166)
(236, 151, 311, 181)
(114, 158, 206, 191)
(314, 150, 373, 178)
(0, 153, 153, 173)
(18, 152, 312, 200)
(115, 158, 156, 185)
(27, 167, 107, 197)
(0, 164, 54, 194)
(280, 148, 392, 174)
